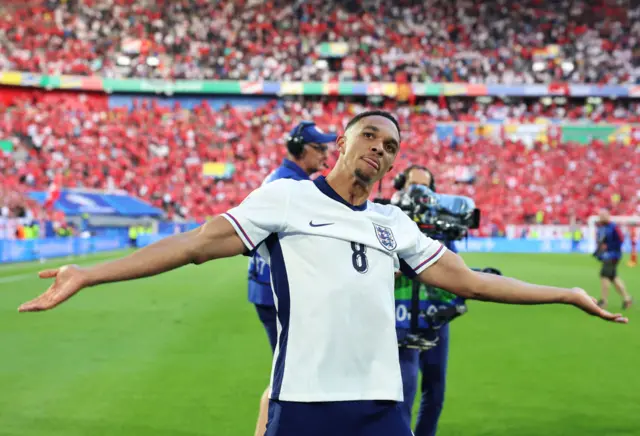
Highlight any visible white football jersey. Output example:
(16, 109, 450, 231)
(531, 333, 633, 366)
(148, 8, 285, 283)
(222, 176, 446, 402)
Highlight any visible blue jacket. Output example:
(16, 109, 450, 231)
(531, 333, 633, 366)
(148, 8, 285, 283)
(248, 159, 309, 306)
(597, 222, 624, 261)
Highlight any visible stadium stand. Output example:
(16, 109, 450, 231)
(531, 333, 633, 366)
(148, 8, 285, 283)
(0, 0, 637, 84)
(0, 0, 638, 236)
(1, 90, 638, 233)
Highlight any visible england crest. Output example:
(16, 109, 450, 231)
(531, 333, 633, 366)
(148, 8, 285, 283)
(373, 223, 397, 251)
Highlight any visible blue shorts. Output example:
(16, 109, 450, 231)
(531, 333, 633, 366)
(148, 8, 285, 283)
(256, 304, 278, 353)
(265, 400, 412, 436)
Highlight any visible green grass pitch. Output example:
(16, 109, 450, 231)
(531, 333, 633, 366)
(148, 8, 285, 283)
(1, 251, 638, 436)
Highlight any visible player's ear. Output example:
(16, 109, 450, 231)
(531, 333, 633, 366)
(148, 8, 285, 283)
(336, 135, 347, 155)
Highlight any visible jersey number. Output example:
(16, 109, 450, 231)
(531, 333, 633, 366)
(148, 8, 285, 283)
(350, 242, 368, 273)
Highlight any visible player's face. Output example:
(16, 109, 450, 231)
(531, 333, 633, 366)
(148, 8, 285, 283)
(337, 116, 400, 185)
(302, 142, 329, 174)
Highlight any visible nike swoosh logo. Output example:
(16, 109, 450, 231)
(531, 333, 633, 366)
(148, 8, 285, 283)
(309, 221, 335, 227)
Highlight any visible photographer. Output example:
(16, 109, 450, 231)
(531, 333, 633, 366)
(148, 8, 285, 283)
(389, 165, 500, 436)
(392, 165, 454, 436)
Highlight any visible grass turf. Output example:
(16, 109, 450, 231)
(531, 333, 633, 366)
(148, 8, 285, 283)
(0, 252, 638, 436)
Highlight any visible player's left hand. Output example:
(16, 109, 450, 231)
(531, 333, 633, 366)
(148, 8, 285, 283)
(569, 288, 628, 324)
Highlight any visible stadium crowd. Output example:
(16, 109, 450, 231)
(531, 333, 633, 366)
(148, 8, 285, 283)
(0, 0, 638, 84)
(1, 92, 638, 233)
(422, 97, 640, 123)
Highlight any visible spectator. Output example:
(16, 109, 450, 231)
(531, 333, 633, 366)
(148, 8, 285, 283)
(0, 0, 637, 84)
(2, 93, 638, 231)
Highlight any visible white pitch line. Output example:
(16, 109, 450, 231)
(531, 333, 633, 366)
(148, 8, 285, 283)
(0, 272, 35, 284)
(0, 253, 126, 285)
(0, 249, 196, 286)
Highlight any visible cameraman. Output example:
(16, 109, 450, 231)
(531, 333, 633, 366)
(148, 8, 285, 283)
(392, 165, 454, 436)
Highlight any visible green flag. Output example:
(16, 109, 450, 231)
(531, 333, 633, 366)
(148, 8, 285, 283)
(0, 140, 13, 153)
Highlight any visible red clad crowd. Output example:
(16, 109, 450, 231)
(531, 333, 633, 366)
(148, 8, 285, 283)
(0, 0, 637, 84)
(1, 91, 638, 234)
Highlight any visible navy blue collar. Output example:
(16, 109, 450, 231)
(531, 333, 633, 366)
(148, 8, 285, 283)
(313, 176, 367, 211)
(282, 159, 310, 180)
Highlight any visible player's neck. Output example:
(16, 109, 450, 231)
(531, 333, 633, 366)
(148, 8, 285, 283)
(324, 170, 371, 207)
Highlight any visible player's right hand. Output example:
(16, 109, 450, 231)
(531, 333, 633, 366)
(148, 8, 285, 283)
(570, 288, 628, 324)
(18, 265, 88, 313)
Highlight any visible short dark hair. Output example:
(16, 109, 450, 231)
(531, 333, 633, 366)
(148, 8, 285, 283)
(345, 110, 401, 142)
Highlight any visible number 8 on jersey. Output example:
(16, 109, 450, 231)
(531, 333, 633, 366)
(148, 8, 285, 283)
(350, 242, 368, 273)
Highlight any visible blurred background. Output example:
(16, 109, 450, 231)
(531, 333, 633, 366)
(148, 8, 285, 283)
(0, 1, 638, 435)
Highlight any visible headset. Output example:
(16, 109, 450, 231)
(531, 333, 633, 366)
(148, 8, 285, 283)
(392, 165, 437, 192)
(286, 121, 316, 158)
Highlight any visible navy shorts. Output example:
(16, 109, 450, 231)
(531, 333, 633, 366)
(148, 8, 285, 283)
(600, 258, 620, 280)
(255, 304, 278, 353)
(265, 400, 413, 436)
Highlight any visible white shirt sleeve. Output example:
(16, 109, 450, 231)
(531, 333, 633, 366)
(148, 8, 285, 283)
(221, 179, 290, 251)
(395, 212, 446, 278)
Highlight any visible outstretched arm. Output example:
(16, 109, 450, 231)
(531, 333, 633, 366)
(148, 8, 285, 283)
(19, 178, 292, 313)
(18, 216, 246, 312)
(85, 216, 246, 285)
(418, 250, 628, 323)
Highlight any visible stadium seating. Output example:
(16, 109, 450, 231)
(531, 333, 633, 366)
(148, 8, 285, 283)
(2, 92, 638, 233)
(0, 0, 637, 84)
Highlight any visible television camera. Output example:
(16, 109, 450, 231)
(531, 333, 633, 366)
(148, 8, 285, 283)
(377, 184, 500, 350)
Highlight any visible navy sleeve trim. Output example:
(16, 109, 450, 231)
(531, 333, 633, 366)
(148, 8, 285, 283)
(413, 245, 445, 271)
(399, 244, 445, 278)
(222, 212, 255, 249)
